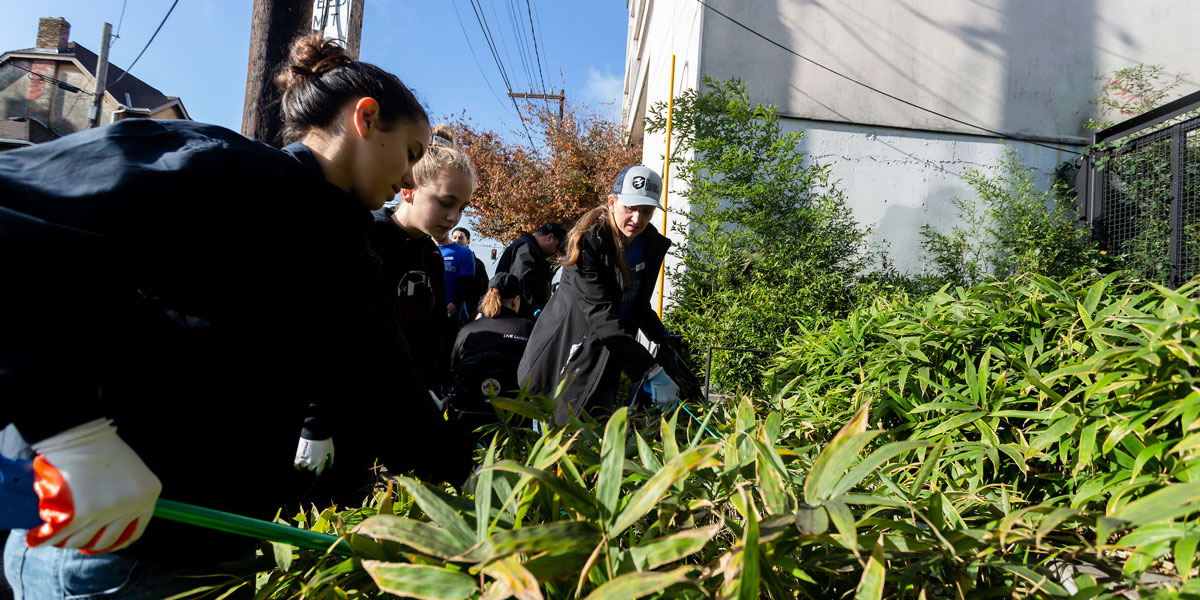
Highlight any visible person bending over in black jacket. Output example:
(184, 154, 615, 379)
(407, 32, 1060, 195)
(495, 222, 565, 319)
(448, 273, 534, 435)
(0, 34, 473, 598)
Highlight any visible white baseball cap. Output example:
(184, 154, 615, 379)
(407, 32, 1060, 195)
(611, 165, 663, 210)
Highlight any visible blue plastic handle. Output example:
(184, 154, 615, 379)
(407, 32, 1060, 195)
(0, 455, 42, 529)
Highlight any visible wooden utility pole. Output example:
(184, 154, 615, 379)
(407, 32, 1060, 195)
(509, 90, 565, 121)
(242, 0, 313, 147)
(87, 23, 112, 129)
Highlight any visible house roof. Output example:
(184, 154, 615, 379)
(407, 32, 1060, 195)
(2, 41, 190, 118)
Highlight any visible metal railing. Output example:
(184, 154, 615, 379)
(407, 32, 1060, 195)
(1079, 90, 1200, 287)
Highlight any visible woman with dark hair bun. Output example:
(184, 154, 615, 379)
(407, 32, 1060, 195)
(0, 34, 473, 597)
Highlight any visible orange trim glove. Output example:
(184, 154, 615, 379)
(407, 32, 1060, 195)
(26, 419, 161, 554)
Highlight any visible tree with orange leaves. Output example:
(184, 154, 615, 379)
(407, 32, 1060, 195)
(448, 103, 642, 244)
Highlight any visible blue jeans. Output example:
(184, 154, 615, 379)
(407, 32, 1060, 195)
(4, 530, 240, 600)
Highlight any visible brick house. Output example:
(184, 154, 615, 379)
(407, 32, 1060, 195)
(0, 17, 189, 151)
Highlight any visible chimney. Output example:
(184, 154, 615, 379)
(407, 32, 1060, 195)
(36, 17, 71, 51)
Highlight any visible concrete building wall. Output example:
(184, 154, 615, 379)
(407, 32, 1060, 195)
(626, 0, 1199, 276)
(698, 0, 1198, 143)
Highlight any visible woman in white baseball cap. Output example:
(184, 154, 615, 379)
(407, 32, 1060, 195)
(517, 165, 681, 425)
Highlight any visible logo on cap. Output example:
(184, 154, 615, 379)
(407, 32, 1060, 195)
(632, 176, 646, 189)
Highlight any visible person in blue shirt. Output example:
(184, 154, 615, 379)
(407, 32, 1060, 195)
(518, 165, 681, 425)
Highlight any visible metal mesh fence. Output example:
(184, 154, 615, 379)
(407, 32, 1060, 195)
(1093, 113, 1200, 286)
(1180, 120, 1200, 283)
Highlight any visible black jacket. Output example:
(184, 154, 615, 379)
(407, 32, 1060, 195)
(0, 120, 473, 560)
(496, 233, 551, 319)
(367, 206, 448, 382)
(449, 308, 534, 417)
(517, 224, 670, 425)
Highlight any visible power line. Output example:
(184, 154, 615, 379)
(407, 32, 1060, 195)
(469, 0, 536, 146)
(524, 0, 548, 95)
(451, 0, 515, 114)
(108, 0, 180, 87)
(693, 0, 1078, 155)
(111, 0, 129, 47)
(4, 62, 86, 94)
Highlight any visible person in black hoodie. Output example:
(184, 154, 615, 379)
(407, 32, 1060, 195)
(495, 222, 565, 319)
(447, 273, 534, 433)
(366, 124, 476, 398)
(0, 35, 472, 597)
(518, 166, 680, 426)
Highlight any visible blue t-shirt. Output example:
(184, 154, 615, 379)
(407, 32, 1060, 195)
(439, 242, 476, 320)
(619, 236, 646, 318)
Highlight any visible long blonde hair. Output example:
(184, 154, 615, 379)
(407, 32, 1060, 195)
(561, 201, 631, 289)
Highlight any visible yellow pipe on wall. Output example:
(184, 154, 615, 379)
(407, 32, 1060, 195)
(656, 54, 676, 319)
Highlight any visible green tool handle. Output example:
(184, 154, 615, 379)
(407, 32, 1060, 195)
(153, 499, 354, 557)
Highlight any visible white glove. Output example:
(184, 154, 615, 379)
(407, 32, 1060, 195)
(27, 419, 161, 553)
(646, 365, 680, 412)
(294, 436, 335, 475)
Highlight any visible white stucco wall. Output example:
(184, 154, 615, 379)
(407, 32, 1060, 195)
(699, 0, 1199, 143)
(788, 118, 1083, 274)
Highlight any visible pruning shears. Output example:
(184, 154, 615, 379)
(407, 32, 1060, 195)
(0, 454, 352, 556)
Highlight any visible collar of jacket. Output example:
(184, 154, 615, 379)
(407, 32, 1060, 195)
(586, 222, 671, 256)
(282, 141, 374, 234)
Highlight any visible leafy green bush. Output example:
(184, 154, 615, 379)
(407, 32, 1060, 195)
(199, 274, 1200, 599)
(919, 148, 1099, 287)
(642, 77, 866, 395)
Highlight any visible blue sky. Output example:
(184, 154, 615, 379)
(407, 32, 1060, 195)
(2, 0, 629, 136)
(2, 0, 630, 264)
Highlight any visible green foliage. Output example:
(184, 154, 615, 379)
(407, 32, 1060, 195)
(190, 274, 1200, 599)
(1084, 65, 1190, 131)
(920, 147, 1099, 286)
(643, 77, 866, 394)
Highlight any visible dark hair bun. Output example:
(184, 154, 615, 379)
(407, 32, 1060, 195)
(276, 34, 353, 93)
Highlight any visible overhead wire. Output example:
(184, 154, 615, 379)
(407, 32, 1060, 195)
(107, 0, 180, 87)
(693, 0, 1078, 155)
(111, 0, 129, 47)
(4, 62, 86, 94)
(451, 0, 517, 115)
(501, 0, 538, 93)
(468, 0, 537, 146)
(524, 0, 548, 95)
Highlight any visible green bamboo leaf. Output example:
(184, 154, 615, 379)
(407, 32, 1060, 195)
(1175, 533, 1199, 582)
(921, 411, 988, 439)
(910, 436, 948, 496)
(634, 430, 662, 473)
(855, 536, 885, 600)
(610, 444, 721, 536)
(737, 488, 761, 600)
(581, 566, 692, 600)
(487, 461, 599, 520)
(1110, 482, 1200, 527)
(1034, 507, 1081, 547)
(1025, 415, 1081, 458)
(354, 515, 471, 559)
(822, 498, 858, 557)
(804, 401, 875, 502)
(990, 563, 1069, 596)
(629, 524, 720, 571)
(1024, 370, 1066, 404)
(660, 415, 680, 463)
(475, 435, 498, 542)
(794, 504, 830, 534)
(1116, 523, 1191, 548)
(1075, 422, 1099, 476)
(271, 542, 293, 571)
(831, 441, 932, 498)
(757, 447, 790, 515)
(457, 520, 601, 563)
(489, 398, 550, 422)
(598, 407, 629, 522)
(1131, 440, 1172, 481)
(523, 551, 592, 583)
(395, 477, 475, 546)
(479, 555, 541, 599)
(362, 561, 478, 600)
